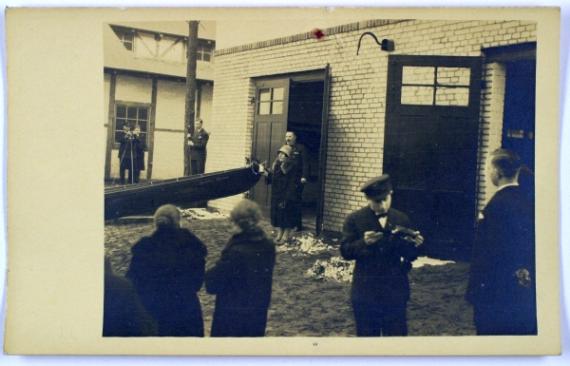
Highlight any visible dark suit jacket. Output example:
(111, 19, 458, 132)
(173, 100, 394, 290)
(341, 207, 419, 305)
(206, 228, 276, 337)
(290, 143, 309, 181)
(189, 128, 210, 160)
(467, 186, 536, 312)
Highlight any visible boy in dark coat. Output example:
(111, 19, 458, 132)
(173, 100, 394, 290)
(206, 199, 276, 337)
(126, 204, 207, 336)
(466, 149, 536, 335)
(341, 174, 424, 336)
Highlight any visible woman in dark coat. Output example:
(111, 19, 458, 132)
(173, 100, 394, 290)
(264, 145, 299, 243)
(126, 204, 207, 336)
(206, 199, 276, 337)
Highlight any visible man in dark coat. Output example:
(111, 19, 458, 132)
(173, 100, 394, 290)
(103, 257, 157, 337)
(206, 199, 276, 337)
(340, 174, 424, 336)
(118, 125, 145, 184)
(285, 131, 309, 230)
(188, 119, 210, 175)
(126, 204, 207, 336)
(466, 149, 536, 335)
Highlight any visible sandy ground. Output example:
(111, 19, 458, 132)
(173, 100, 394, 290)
(105, 212, 476, 337)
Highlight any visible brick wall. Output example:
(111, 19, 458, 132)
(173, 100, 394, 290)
(209, 19, 536, 231)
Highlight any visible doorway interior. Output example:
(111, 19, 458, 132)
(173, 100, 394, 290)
(250, 69, 328, 232)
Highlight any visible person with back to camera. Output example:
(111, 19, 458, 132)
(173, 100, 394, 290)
(340, 174, 424, 336)
(206, 199, 276, 337)
(126, 204, 207, 336)
(466, 148, 536, 335)
(262, 144, 298, 243)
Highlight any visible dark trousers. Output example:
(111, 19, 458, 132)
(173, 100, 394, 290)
(352, 302, 408, 336)
(120, 168, 141, 184)
(474, 304, 537, 335)
(191, 157, 206, 175)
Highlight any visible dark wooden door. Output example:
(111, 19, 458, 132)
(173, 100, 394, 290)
(384, 55, 482, 258)
(251, 78, 290, 211)
(502, 59, 536, 172)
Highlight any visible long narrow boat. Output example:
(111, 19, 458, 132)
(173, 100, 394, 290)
(105, 162, 262, 220)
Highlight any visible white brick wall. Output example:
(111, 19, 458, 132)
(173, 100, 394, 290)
(210, 20, 537, 230)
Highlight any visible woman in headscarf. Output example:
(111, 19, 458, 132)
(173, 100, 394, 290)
(263, 144, 299, 243)
(126, 204, 207, 336)
(206, 199, 276, 337)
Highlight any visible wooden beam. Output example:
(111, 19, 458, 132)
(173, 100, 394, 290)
(146, 78, 158, 180)
(104, 72, 117, 180)
(184, 21, 199, 176)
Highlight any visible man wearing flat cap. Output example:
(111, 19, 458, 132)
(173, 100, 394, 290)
(340, 174, 424, 336)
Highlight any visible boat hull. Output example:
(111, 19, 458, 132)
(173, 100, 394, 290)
(105, 164, 261, 220)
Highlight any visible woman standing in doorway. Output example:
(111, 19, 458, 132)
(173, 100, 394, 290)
(263, 145, 298, 243)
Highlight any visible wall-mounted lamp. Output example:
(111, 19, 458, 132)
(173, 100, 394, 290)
(356, 32, 395, 55)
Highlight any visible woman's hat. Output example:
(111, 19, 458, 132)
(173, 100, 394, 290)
(278, 145, 293, 157)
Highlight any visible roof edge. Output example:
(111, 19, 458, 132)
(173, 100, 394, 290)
(215, 19, 410, 56)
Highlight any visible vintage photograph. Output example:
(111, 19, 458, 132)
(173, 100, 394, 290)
(102, 17, 539, 338)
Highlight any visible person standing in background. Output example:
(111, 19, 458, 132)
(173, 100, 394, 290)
(284, 131, 308, 230)
(188, 118, 210, 175)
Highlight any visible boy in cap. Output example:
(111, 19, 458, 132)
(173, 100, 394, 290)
(340, 174, 424, 336)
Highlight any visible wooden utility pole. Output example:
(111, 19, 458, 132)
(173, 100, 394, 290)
(184, 21, 199, 176)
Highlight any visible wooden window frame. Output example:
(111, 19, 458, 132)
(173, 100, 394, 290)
(112, 101, 152, 150)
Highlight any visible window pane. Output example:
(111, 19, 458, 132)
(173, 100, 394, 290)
(116, 105, 126, 118)
(138, 108, 148, 120)
(437, 67, 470, 86)
(272, 87, 284, 101)
(203, 53, 211, 62)
(124, 42, 133, 51)
(435, 87, 470, 106)
(258, 102, 270, 115)
(401, 86, 434, 105)
(127, 107, 137, 119)
(402, 66, 435, 85)
(259, 89, 271, 102)
(138, 119, 148, 132)
(272, 101, 283, 114)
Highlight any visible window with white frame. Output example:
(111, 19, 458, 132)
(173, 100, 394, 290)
(114, 103, 150, 148)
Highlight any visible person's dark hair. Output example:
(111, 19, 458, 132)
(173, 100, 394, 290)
(489, 148, 521, 179)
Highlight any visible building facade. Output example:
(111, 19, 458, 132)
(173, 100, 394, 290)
(207, 19, 536, 258)
(103, 22, 215, 181)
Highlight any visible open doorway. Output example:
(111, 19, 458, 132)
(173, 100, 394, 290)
(250, 69, 329, 233)
(287, 80, 324, 230)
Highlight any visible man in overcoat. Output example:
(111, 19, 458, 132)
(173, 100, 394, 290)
(466, 149, 536, 335)
(340, 174, 424, 336)
(188, 119, 210, 175)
